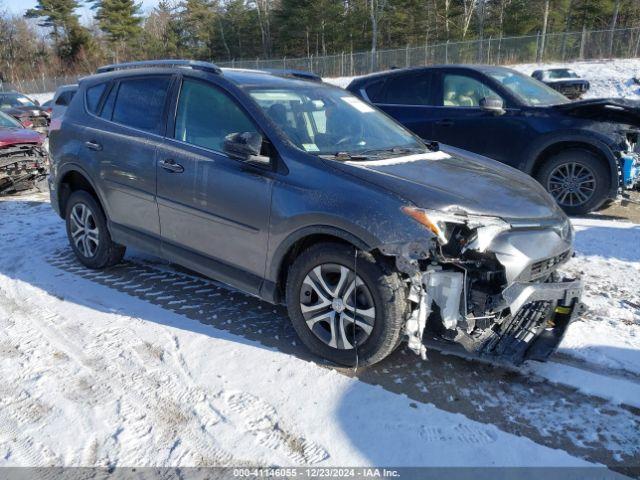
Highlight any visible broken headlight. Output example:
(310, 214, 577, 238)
(402, 206, 510, 248)
(552, 219, 573, 242)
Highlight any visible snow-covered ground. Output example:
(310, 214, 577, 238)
(1, 191, 639, 471)
(326, 58, 640, 99)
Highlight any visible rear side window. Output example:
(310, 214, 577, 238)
(111, 76, 171, 134)
(364, 80, 386, 103)
(56, 90, 76, 106)
(85, 83, 107, 113)
(382, 73, 433, 105)
(174, 79, 257, 152)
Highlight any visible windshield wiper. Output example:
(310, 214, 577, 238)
(320, 152, 370, 161)
(355, 145, 426, 157)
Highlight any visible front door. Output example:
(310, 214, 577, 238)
(430, 72, 527, 167)
(156, 77, 273, 294)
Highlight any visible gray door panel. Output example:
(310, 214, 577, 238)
(82, 122, 160, 237)
(156, 139, 272, 278)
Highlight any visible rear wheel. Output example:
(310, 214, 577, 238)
(536, 149, 610, 216)
(285, 243, 406, 367)
(65, 190, 125, 269)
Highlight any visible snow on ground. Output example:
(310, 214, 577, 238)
(0, 192, 603, 469)
(325, 58, 640, 99)
(1, 191, 639, 471)
(559, 218, 640, 375)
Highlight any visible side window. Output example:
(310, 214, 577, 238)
(111, 76, 171, 134)
(383, 74, 432, 105)
(85, 83, 107, 114)
(364, 80, 386, 103)
(441, 74, 502, 107)
(174, 79, 257, 152)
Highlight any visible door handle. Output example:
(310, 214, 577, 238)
(85, 140, 102, 151)
(159, 159, 184, 173)
(435, 119, 454, 127)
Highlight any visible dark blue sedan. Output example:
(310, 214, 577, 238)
(347, 65, 640, 215)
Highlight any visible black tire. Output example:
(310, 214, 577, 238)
(285, 243, 406, 367)
(536, 149, 610, 216)
(65, 190, 125, 269)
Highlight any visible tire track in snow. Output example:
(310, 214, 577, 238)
(44, 250, 640, 474)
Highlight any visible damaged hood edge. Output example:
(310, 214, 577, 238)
(327, 148, 564, 221)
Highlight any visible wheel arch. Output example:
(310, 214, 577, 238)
(523, 136, 618, 198)
(55, 164, 106, 219)
(264, 226, 375, 304)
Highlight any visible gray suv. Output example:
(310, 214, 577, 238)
(48, 60, 583, 367)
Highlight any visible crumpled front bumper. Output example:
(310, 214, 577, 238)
(480, 277, 584, 364)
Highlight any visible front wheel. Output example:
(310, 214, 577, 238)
(536, 149, 610, 216)
(285, 243, 406, 367)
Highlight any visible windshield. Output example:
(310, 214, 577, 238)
(0, 93, 37, 108)
(488, 70, 569, 106)
(544, 69, 579, 79)
(0, 111, 21, 128)
(247, 86, 426, 157)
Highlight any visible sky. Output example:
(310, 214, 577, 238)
(2, 0, 160, 22)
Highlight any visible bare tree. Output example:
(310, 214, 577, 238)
(539, 0, 550, 62)
(253, 0, 273, 58)
(461, 0, 476, 39)
(368, 0, 387, 70)
(607, 0, 621, 57)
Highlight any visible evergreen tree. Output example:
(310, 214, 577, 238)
(93, 0, 142, 60)
(25, 0, 90, 62)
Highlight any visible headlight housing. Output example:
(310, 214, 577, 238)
(552, 218, 573, 242)
(402, 206, 510, 249)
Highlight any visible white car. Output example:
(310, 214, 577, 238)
(50, 84, 78, 120)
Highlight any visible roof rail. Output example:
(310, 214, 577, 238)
(264, 69, 322, 82)
(96, 60, 222, 75)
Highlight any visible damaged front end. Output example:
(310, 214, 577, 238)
(0, 144, 48, 195)
(381, 208, 583, 365)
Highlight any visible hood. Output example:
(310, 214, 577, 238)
(326, 147, 562, 221)
(0, 127, 43, 147)
(554, 98, 640, 126)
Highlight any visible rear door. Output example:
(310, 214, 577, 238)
(155, 77, 273, 294)
(81, 75, 172, 242)
(365, 71, 436, 141)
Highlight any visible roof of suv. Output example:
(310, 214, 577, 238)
(347, 64, 517, 87)
(85, 61, 324, 90)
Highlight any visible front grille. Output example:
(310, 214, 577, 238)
(530, 250, 570, 279)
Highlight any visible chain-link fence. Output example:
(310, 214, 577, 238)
(217, 26, 640, 78)
(2, 26, 639, 94)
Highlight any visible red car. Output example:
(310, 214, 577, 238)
(0, 110, 48, 194)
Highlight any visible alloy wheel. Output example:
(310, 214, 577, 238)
(547, 161, 597, 208)
(299, 263, 376, 350)
(69, 203, 100, 258)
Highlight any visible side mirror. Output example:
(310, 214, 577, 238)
(223, 132, 270, 165)
(480, 97, 505, 115)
